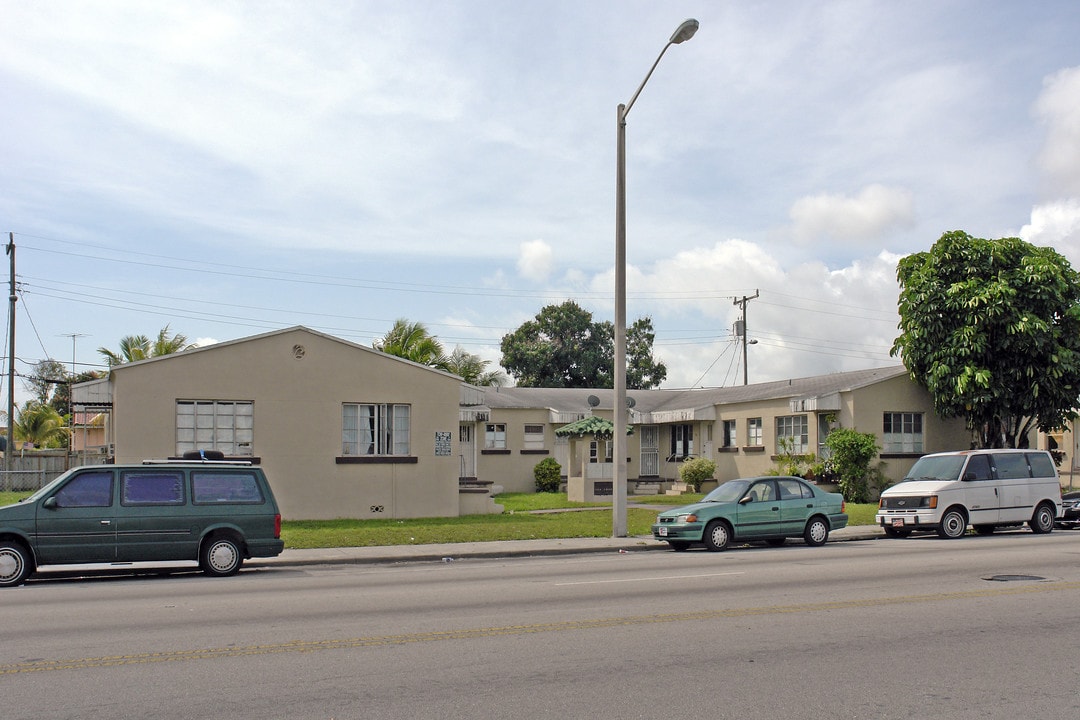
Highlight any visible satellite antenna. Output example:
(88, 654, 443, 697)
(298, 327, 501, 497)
(626, 397, 636, 408)
(587, 395, 600, 408)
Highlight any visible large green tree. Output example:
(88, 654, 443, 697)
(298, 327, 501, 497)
(14, 401, 68, 449)
(443, 346, 506, 387)
(891, 231, 1080, 448)
(500, 300, 667, 389)
(98, 324, 195, 366)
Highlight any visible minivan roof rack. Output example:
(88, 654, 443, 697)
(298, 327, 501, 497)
(142, 458, 254, 466)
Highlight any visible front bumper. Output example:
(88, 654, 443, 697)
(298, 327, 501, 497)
(651, 522, 703, 542)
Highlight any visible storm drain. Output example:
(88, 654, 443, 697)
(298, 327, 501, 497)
(983, 574, 1047, 582)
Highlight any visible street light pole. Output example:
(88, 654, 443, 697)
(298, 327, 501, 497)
(613, 19, 698, 537)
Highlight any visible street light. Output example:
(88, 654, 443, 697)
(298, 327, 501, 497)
(613, 19, 699, 537)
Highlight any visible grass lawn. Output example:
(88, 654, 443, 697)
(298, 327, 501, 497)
(1, 489, 880, 549)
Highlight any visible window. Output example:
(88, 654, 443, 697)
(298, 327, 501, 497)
(523, 424, 545, 451)
(883, 412, 923, 453)
(776, 415, 809, 454)
(192, 471, 265, 504)
(54, 471, 114, 508)
(484, 423, 507, 450)
(670, 424, 694, 460)
(722, 420, 737, 448)
(176, 400, 254, 457)
(121, 471, 185, 506)
(342, 403, 411, 456)
(590, 440, 613, 463)
(747, 418, 763, 446)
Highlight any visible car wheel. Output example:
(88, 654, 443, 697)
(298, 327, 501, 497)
(668, 541, 690, 552)
(883, 526, 912, 538)
(200, 535, 244, 577)
(1030, 503, 1055, 534)
(0, 541, 33, 588)
(974, 524, 995, 535)
(803, 517, 829, 547)
(936, 508, 967, 539)
(703, 520, 732, 551)
(765, 538, 786, 547)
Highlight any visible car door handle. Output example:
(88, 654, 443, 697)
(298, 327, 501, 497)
(100, 520, 111, 525)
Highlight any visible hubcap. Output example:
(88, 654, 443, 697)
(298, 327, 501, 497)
(0, 550, 22, 581)
(209, 542, 238, 572)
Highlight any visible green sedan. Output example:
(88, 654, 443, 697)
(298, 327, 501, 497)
(652, 476, 848, 551)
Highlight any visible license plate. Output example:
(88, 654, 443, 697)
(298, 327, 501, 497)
(891, 518, 905, 528)
(658, 526, 668, 537)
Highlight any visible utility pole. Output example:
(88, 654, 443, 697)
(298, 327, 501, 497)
(5, 234, 15, 482)
(733, 290, 759, 385)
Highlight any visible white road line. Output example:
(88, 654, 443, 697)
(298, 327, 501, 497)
(555, 572, 744, 586)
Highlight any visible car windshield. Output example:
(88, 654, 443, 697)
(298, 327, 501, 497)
(701, 479, 751, 503)
(902, 455, 966, 482)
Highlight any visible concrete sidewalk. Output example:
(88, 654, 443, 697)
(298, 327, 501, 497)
(249, 524, 884, 569)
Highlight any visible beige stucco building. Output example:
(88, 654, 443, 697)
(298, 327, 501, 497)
(74, 326, 978, 520)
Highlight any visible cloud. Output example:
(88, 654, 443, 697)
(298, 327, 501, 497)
(516, 240, 554, 282)
(1035, 67, 1080, 198)
(1020, 199, 1080, 266)
(789, 184, 915, 244)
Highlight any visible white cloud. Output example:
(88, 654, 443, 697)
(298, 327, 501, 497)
(516, 240, 554, 282)
(790, 184, 915, 244)
(1019, 199, 1080, 266)
(1035, 67, 1080, 198)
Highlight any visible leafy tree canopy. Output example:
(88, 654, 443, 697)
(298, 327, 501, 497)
(374, 319, 506, 386)
(500, 300, 667, 389)
(891, 231, 1080, 447)
(14, 401, 68, 449)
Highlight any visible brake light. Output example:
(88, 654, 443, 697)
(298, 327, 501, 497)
(274, 513, 282, 538)
(841, 500, 847, 513)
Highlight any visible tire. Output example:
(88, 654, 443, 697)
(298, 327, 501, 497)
(200, 535, 244, 577)
(974, 524, 996, 535)
(703, 520, 732, 552)
(668, 541, 690, 552)
(803, 517, 830, 547)
(0, 541, 33, 588)
(936, 508, 968, 539)
(1030, 503, 1055, 534)
(883, 526, 912, 539)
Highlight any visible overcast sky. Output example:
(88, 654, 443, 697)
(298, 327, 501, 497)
(2, 0, 1079, 402)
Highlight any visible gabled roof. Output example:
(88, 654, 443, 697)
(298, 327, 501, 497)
(98, 325, 461, 381)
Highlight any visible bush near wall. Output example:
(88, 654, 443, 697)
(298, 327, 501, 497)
(534, 457, 562, 493)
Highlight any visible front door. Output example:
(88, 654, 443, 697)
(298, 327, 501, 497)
(34, 469, 117, 564)
(961, 454, 1000, 526)
(640, 425, 659, 476)
(459, 424, 476, 479)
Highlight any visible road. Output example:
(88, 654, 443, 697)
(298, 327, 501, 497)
(4, 532, 1080, 719)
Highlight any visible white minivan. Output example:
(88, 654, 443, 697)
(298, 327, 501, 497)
(875, 449, 1062, 539)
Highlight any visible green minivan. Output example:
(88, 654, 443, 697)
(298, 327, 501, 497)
(0, 458, 285, 587)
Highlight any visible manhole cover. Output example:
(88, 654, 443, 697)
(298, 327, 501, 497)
(984, 574, 1046, 582)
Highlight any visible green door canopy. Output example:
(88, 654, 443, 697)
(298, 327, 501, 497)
(554, 416, 634, 439)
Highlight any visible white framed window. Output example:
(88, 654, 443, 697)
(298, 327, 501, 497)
(485, 423, 507, 450)
(342, 403, 411, 456)
(523, 423, 545, 450)
(776, 415, 809, 454)
(747, 418, 763, 446)
(883, 412, 923, 453)
(722, 420, 737, 448)
(670, 424, 694, 459)
(176, 400, 254, 457)
(589, 440, 613, 463)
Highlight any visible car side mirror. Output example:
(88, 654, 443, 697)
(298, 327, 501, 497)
(43, 497, 58, 510)
(962, 472, 976, 482)
(739, 496, 752, 504)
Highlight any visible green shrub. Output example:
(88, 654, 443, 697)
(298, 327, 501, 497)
(679, 456, 717, 492)
(823, 428, 880, 503)
(533, 457, 562, 493)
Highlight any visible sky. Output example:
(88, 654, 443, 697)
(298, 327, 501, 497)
(2, 0, 1079, 405)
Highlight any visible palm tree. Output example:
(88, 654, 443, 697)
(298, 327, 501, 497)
(444, 346, 506, 387)
(373, 319, 447, 368)
(14, 401, 68, 449)
(98, 325, 195, 367)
